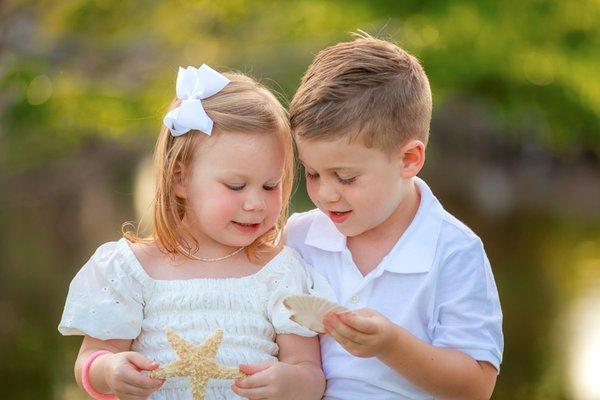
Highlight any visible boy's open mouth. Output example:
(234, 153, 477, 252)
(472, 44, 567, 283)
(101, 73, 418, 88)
(328, 210, 352, 223)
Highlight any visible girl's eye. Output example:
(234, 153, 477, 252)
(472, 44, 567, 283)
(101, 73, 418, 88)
(337, 175, 357, 185)
(225, 184, 245, 191)
(263, 183, 280, 191)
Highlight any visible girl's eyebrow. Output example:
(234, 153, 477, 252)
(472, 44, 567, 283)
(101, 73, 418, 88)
(221, 170, 283, 182)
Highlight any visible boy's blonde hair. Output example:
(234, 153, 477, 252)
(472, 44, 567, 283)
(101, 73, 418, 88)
(290, 33, 432, 150)
(124, 72, 293, 262)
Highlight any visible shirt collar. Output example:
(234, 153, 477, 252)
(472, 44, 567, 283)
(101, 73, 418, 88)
(305, 210, 347, 252)
(383, 177, 444, 273)
(304, 177, 444, 274)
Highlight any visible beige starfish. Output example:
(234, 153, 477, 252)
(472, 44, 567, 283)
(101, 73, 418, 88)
(149, 329, 245, 400)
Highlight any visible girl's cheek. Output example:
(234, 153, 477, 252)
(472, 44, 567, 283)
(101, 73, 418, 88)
(270, 189, 283, 211)
(271, 187, 283, 209)
(207, 189, 239, 213)
(219, 194, 241, 212)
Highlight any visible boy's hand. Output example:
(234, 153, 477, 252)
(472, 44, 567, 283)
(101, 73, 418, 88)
(102, 351, 164, 400)
(231, 361, 305, 400)
(323, 308, 399, 358)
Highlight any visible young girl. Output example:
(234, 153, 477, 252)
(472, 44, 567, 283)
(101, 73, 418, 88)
(58, 65, 329, 400)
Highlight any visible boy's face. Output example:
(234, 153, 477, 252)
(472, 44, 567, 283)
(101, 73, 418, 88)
(296, 136, 414, 237)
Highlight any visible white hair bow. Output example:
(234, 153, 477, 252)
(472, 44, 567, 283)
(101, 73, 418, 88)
(163, 64, 230, 136)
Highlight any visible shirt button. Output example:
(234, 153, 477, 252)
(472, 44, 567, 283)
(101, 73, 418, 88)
(349, 294, 360, 304)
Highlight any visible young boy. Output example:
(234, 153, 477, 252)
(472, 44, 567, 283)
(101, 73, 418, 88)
(285, 34, 503, 399)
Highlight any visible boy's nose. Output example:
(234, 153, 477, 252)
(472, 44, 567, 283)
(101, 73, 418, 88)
(317, 183, 340, 203)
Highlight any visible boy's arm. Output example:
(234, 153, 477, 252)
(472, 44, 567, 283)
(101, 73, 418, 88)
(380, 322, 497, 400)
(232, 334, 325, 400)
(324, 310, 497, 400)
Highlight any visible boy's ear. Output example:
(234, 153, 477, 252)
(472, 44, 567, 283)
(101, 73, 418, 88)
(173, 162, 188, 199)
(397, 139, 425, 178)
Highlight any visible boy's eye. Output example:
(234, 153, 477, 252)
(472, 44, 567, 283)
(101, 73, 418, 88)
(338, 177, 356, 185)
(305, 170, 319, 180)
(336, 173, 357, 185)
(225, 183, 245, 191)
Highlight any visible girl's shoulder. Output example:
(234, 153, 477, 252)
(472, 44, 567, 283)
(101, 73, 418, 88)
(257, 244, 299, 265)
(127, 240, 170, 276)
(256, 245, 311, 280)
(88, 238, 133, 267)
(82, 238, 151, 284)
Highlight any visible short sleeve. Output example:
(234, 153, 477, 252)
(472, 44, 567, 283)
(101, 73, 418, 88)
(283, 212, 309, 250)
(432, 238, 503, 372)
(58, 240, 144, 340)
(266, 247, 336, 337)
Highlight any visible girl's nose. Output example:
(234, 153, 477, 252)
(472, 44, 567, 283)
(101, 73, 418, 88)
(242, 191, 266, 211)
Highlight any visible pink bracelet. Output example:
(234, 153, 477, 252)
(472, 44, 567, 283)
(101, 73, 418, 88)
(82, 350, 117, 400)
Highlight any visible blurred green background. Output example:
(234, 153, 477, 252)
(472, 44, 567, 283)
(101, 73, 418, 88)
(1, 0, 599, 399)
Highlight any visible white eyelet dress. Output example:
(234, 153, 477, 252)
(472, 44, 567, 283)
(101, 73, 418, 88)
(58, 238, 334, 399)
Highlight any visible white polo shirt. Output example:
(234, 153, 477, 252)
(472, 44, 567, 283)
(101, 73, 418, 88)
(286, 177, 503, 400)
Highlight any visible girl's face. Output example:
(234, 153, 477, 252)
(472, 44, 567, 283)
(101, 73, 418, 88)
(176, 131, 285, 251)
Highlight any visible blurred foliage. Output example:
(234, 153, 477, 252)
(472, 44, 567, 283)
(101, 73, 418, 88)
(1, 0, 599, 172)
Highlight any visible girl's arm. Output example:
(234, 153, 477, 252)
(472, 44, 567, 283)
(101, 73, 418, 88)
(232, 334, 325, 400)
(75, 336, 130, 391)
(75, 335, 163, 398)
(276, 334, 325, 397)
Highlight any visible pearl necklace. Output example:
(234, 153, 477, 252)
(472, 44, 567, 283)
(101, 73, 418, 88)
(178, 245, 246, 262)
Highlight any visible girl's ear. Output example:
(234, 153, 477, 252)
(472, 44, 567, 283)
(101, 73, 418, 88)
(397, 139, 425, 179)
(173, 162, 188, 199)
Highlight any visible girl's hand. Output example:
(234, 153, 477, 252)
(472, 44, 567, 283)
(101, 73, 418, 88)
(323, 308, 399, 358)
(231, 361, 305, 400)
(102, 351, 164, 400)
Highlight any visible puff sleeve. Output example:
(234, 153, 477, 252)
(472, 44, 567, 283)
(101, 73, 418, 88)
(58, 240, 144, 340)
(265, 247, 336, 337)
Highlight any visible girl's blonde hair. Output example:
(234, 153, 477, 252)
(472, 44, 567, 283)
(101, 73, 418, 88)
(124, 72, 293, 263)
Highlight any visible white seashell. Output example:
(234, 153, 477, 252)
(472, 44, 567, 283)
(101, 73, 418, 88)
(283, 294, 346, 333)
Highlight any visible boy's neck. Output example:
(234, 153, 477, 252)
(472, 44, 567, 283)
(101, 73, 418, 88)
(346, 179, 421, 275)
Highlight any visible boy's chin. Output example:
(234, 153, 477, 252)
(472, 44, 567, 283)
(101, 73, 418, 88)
(334, 224, 366, 238)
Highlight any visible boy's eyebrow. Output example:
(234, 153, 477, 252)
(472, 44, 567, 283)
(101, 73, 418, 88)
(298, 158, 359, 172)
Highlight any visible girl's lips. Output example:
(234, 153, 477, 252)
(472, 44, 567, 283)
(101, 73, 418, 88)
(328, 210, 351, 224)
(232, 221, 261, 234)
